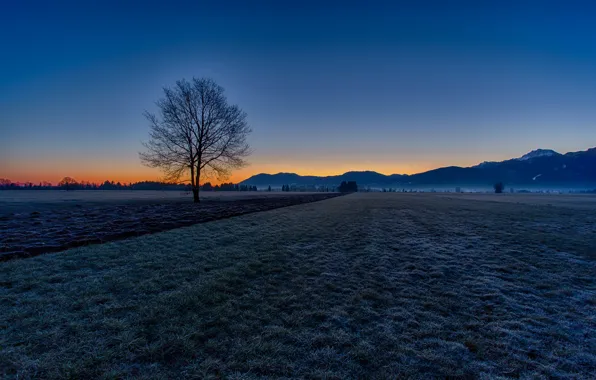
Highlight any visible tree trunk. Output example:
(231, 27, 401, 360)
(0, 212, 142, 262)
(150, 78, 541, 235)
(195, 162, 201, 204)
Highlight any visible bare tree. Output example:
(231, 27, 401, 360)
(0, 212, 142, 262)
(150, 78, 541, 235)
(58, 177, 78, 191)
(140, 78, 252, 203)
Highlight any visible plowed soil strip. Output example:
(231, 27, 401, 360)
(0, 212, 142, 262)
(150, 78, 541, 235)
(0, 193, 341, 261)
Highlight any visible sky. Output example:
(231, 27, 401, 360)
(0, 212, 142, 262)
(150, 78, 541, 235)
(2, 0, 596, 184)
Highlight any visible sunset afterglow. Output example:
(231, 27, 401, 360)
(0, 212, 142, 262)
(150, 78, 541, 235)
(2, 2, 596, 185)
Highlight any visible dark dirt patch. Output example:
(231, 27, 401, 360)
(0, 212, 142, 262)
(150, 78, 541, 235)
(0, 193, 341, 261)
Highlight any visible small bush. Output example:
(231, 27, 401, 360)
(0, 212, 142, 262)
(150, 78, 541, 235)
(338, 181, 358, 193)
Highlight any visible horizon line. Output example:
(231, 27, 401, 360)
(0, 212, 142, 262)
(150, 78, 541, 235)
(239, 146, 594, 182)
(4, 146, 594, 186)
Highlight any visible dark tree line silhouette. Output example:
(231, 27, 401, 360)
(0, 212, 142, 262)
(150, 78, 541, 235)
(0, 178, 258, 191)
(201, 182, 257, 191)
(277, 184, 334, 192)
(1, 178, 344, 192)
(0, 178, 191, 191)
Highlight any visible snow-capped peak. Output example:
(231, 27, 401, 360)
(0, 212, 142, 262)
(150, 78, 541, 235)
(518, 149, 559, 161)
(473, 161, 498, 168)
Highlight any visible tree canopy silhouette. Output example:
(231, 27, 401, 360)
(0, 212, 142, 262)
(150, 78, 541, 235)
(58, 177, 78, 191)
(494, 182, 505, 193)
(140, 77, 252, 202)
(338, 181, 358, 193)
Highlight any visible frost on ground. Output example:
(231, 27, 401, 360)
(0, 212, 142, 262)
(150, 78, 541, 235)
(1, 193, 595, 378)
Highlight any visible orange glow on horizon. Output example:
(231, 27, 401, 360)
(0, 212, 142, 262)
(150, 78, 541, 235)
(2, 149, 494, 186)
(2, 158, 471, 186)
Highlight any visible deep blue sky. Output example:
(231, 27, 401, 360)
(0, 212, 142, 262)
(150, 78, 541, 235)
(2, 0, 596, 183)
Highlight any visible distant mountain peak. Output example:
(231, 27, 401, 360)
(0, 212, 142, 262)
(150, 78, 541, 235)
(240, 147, 595, 187)
(518, 149, 560, 161)
(473, 161, 498, 168)
(342, 170, 381, 175)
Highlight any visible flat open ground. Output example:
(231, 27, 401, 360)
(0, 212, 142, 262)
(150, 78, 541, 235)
(0, 191, 339, 260)
(0, 190, 316, 215)
(1, 193, 596, 378)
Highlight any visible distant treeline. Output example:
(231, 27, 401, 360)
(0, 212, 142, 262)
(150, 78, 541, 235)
(0, 178, 258, 191)
(278, 181, 356, 193)
(570, 189, 596, 194)
(201, 182, 257, 191)
(3, 178, 593, 194)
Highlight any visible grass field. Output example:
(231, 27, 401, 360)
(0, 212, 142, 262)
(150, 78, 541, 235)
(0, 190, 317, 215)
(1, 193, 595, 378)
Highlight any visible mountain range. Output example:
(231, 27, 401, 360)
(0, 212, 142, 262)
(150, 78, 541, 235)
(241, 147, 596, 189)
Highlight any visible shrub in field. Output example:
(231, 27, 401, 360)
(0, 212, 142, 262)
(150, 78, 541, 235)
(339, 181, 358, 193)
(494, 182, 504, 193)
